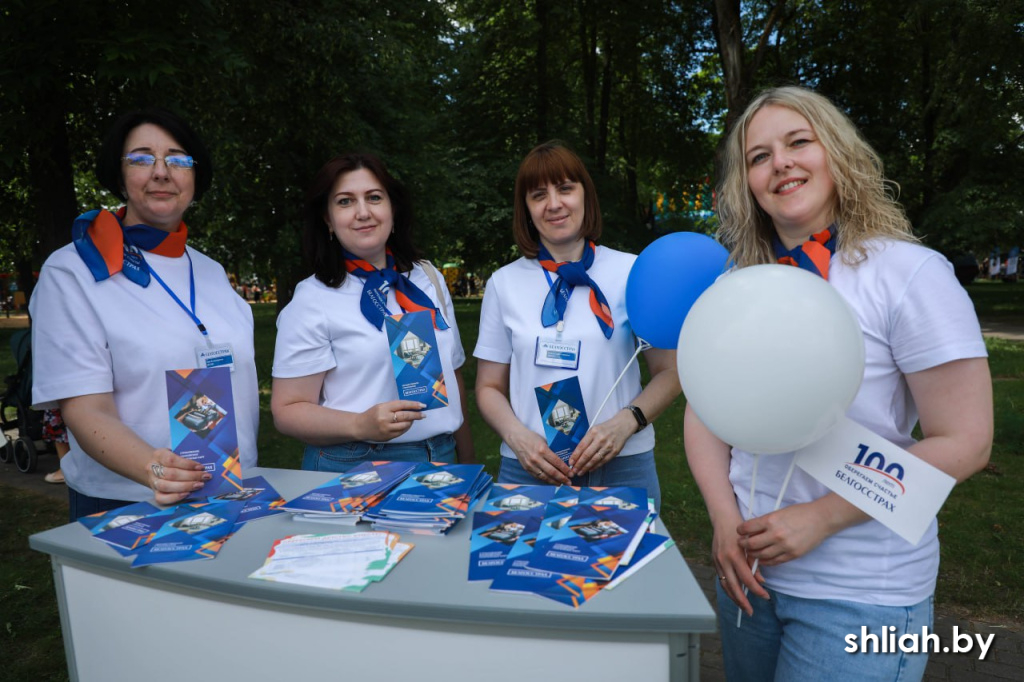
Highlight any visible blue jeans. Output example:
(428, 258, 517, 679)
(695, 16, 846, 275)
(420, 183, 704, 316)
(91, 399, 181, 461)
(302, 432, 457, 473)
(497, 449, 661, 512)
(68, 487, 133, 523)
(716, 581, 932, 681)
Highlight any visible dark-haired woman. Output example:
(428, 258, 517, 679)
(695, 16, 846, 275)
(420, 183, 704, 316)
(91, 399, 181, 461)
(31, 109, 259, 521)
(474, 142, 680, 510)
(271, 153, 474, 471)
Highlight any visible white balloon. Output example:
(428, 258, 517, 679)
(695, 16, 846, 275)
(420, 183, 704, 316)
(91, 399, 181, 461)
(677, 264, 865, 455)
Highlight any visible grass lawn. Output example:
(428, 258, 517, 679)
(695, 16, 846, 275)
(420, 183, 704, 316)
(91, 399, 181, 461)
(2, 281, 1022, 680)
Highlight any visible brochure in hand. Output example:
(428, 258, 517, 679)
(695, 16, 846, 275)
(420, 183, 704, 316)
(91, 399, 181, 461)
(166, 367, 243, 498)
(385, 310, 448, 410)
(535, 376, 589, 464)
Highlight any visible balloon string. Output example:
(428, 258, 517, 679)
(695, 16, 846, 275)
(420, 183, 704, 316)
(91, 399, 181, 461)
(737, 455, 797, 628)
(591, 338, 650, 425)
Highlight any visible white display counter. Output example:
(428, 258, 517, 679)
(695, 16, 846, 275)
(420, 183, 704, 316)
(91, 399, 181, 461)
(30, 467, 716, 681)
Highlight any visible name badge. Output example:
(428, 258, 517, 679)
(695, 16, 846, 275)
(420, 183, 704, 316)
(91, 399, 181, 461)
(196, 344, 236, 372)
(535, 337, 581, 370)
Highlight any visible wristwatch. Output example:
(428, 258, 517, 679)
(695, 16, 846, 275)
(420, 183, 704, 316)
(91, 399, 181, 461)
(625, 404, 648, 432)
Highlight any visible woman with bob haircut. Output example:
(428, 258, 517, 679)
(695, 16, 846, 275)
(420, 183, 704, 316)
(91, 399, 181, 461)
(31, 108, 260, 521)
(271, 152, 474, 471)
(474, 141, 680, 510)
(685, 86, 992, 681)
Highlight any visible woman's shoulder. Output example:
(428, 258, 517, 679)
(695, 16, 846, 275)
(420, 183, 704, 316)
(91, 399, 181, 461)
(857, 238, 949, 272)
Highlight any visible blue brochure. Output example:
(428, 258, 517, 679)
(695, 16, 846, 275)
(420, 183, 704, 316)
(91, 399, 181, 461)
(211, 475, 286, 525)
(385, 310, 448, 410)
(535, 376, 589, 463)
(527, 504, 652, 580)
(166, 367, 243, 498)
(469, 509, 544, 581)
(479, 483, 559, 513)
(281, 461, 419, 515)
(131, 500, 242, 567)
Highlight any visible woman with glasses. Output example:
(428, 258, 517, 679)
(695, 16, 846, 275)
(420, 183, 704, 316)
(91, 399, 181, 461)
(270, 153, 475, 471)
(31, 108, 259, 521)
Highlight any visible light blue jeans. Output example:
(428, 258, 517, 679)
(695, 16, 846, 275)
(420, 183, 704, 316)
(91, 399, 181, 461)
(497, 449, 661, 512)
(302, 432, 457, 473)
(716, 581, 932, 681)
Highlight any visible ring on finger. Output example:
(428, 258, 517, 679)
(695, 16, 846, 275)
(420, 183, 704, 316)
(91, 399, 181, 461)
(393, 412, 398, 423)
(151, 463, 165, 479)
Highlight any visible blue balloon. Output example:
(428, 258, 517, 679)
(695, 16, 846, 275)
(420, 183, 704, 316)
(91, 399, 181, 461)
(626, 232, 730, 349)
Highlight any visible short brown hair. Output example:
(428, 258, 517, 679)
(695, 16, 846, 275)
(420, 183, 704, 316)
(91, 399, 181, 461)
(512, 141, 602, 258)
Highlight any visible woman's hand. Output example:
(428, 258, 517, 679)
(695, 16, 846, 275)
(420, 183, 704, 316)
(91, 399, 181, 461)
(360, 400, 427, 442)
(736, 502, 834, 566)
(568, 409, 635, 475)
(147, 448, 212, 506)
(507, 425, 572, 485)
(712, 513, 769, 616)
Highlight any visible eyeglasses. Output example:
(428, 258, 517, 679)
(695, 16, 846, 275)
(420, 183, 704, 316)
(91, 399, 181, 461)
(122, 152, 196, 170)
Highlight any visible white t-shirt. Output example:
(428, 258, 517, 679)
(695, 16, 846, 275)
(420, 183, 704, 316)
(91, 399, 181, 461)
(31, 243, 260, 502)
(272, 262, 465, 443)
(474, 246, 655, 459)
(728, 240, 987, 605)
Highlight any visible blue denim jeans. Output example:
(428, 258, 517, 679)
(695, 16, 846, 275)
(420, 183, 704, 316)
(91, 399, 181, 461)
(497, 449, 661, 512)
(716, 581, 932, 681)
(67, 487, 133, 523)
(301, 432, 457, 473)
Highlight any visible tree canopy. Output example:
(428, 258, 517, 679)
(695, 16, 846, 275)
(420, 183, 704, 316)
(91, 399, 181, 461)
(2, 0, 1021, 304)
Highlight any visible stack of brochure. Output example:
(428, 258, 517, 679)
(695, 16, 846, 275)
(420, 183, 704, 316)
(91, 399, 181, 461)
(362, 462, 492, 535)
(280, 460, 420, 524)
(249, 531, 413, 592)
(470, 484, 674, 608)
(77, 475, 286, 568)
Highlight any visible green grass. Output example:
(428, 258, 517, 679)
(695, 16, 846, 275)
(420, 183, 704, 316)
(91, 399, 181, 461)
(3, 291, 1024, 680)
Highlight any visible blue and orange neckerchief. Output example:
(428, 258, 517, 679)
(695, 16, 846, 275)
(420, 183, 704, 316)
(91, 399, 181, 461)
(344, 248, 449, 330)
(72, 207, 188, 287)
(537, 239, 614, 339)
(773, 225, 837, 280)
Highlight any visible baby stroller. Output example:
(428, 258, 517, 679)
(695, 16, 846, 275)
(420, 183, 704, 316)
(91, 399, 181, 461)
(0, 328, 52, 473)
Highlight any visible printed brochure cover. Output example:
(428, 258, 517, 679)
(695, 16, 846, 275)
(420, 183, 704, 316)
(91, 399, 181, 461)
(469, 509, 544, 581)
(479, 483, 559, 513)
(385, 310, 448, 410)
(577, 486, 649, 512)
(79, 501, 162, 556)
(211, 475, 287, 524)
(375, 462, 490, 517)
(131, 500, 243, 567)
(281, 461, 419, 515)
(93, 503, 196, 552)
(527, 504, 652, 580)
(166, 367, 243, 498)
(535, 376, 589, 463)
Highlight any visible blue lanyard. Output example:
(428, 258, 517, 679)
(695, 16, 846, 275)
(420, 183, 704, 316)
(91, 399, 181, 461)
(541, 266, 568, 332)
(139, 248, 211, 345)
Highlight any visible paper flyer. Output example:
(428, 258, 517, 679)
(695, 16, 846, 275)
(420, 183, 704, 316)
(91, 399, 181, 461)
(166, 367, 243, 498)
(469, 509, 543, 581)
(131, 500, 242, 567)
(478, 483, 559, 513)
(385, 310, 448, 410)
(535, 376, 589, 463)
(281, 460, 418, 515)
(211, 475, 287, 525)
(527, 504, 652, 580)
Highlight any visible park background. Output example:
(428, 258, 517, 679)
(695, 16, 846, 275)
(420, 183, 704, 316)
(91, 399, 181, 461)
(1, 1, 1023, 680)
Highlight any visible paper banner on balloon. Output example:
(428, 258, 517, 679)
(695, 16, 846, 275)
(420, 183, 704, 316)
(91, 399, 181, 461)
(792, 416, 955, 545)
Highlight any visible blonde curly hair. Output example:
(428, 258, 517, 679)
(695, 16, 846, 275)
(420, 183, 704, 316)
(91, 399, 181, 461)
(717, 86, 916, 268)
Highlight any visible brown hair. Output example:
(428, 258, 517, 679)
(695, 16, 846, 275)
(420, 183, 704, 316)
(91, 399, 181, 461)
(512, 141, 602, 258)
(303, 153, 421, 287)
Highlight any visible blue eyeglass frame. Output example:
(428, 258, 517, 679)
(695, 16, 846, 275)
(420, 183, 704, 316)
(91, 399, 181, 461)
(122, 152, 196, 169)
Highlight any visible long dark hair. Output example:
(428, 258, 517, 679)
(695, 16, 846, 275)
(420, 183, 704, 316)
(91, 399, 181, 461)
(303, 153, 421, 287)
